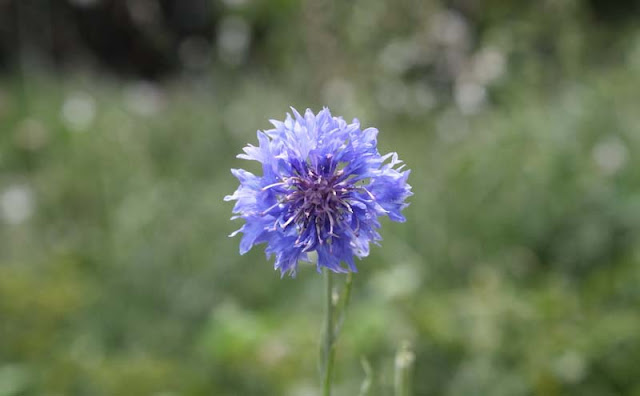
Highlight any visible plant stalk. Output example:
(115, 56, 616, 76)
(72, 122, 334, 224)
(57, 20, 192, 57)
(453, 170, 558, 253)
(322, 268, 335, 396)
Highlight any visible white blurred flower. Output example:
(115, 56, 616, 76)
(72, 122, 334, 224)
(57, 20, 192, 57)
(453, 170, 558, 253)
(553, 350, 587, 384)
(1, 185, 35, 225)
(471, 47, 506, 85)
(61, 92, 96, 132)
(378, 39, 421, 75)
(455, 81, 486, 114)
(592, 136, 628, 175)
(217, 16, 251, 66)
(430, 10, 469, 49)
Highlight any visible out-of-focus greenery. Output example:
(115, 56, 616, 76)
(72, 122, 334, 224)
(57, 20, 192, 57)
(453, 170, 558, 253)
(2, 0, 640, 395)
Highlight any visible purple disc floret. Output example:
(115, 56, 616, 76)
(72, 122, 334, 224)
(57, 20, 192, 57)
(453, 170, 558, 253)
(225, 107, 412, 276)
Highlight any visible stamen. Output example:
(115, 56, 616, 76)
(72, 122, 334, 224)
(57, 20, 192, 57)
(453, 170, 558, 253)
(261, 181, 287, 191)
(327, 211, 335, 235)
(260, 201, 281, 215)
(277, 165, 361, 247)
(362, 187, 376, 200)
(281, 215, 296, 228)
(315, 218, 322, 245)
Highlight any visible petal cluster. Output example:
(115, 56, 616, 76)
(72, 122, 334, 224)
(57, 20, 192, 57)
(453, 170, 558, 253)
(225, 107, 412, 276)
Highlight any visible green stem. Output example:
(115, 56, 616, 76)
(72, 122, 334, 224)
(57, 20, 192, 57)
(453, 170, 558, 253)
(322, 269, 335, 396)
(394, 342, 415, 396)
(336, 272, 353, 333)
(358, 357, 373, 396)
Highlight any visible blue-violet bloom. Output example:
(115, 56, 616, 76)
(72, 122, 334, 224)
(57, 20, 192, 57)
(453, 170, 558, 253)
(225, 107, 412, 276)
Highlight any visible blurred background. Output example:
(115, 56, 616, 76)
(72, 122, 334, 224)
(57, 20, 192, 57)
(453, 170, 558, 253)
(1, 0, 640, 395)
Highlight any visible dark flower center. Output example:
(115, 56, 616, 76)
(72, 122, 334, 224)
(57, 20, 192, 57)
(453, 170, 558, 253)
(282, 168, 352, 248)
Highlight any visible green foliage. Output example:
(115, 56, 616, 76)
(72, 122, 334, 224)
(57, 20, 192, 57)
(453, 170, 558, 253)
(1, 1, 640, 394)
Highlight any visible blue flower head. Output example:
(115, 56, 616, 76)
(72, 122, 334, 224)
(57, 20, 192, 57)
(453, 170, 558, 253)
(225, 108, 412, 276)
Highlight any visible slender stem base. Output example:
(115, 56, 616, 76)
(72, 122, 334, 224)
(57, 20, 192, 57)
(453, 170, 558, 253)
(394, 342, 415, 396)
(322, 269, 335, 396)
